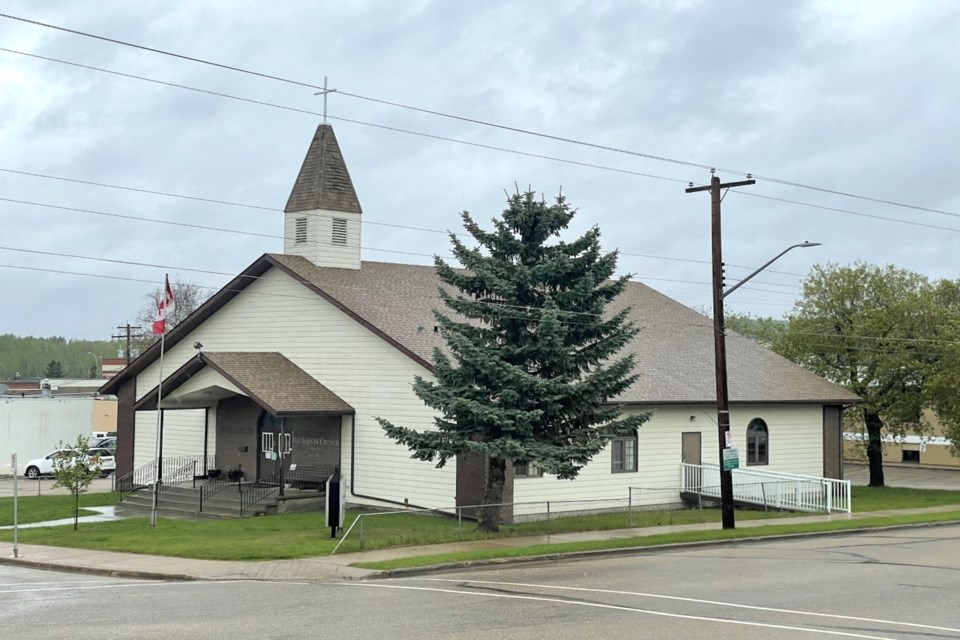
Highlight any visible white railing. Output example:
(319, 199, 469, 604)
(681, 463, 851, 514)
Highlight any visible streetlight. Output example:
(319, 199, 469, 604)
(713, 241, 820, 529)
(86, 352, 100, 379)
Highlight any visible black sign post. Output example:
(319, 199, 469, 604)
(324, 470, 344, 538)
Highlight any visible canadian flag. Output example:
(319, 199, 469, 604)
(152, 275, 176, 335)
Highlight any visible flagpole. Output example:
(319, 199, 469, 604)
(150, 329, 165, 527)
(150, 274, 173, 528)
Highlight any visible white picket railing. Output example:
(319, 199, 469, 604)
(681, 463, 852, 514)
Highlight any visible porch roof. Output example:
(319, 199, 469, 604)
(133, 351, 355, 417)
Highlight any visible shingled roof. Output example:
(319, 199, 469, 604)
(134, 351, 354, 416)
(267, 254, 861, 405)
(105, 252, 859, 406)
(284, 124, 362, 214)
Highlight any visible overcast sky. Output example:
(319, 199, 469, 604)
(1, 0, 958, 343)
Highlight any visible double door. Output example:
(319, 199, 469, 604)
(257, 414, 291, 482)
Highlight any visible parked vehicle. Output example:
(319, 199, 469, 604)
(91, 436, 117, 452)
(22, 448, 116, 478)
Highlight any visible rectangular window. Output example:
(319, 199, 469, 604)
(611, 435, 637, 473)
(514, 461, 542, 478)
(294, 217, 308, 244)
(331, 218, 348, 246)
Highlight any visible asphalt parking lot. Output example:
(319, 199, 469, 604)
(843, 462, 960, 490)
(0, 475, 115, 498)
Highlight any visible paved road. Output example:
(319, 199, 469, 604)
(3, 525, 959, 639)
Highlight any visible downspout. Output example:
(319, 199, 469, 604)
(349, 413, 430, 510)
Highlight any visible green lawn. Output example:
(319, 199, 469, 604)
(0, 486, 957, 563)
(851, 485, 960, 511)
(0, 492, 121, 525)
(354, 509, 960, 571)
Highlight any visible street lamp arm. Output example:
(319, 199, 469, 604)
(721, 242, 821, 300)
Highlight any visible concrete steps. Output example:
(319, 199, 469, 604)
(117, 483, 280, 520)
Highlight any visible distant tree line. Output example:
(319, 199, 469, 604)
(0, 279, 210, 381)
(0, 334, 117, 380)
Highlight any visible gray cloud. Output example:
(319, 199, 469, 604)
(1, 0, 958, 340)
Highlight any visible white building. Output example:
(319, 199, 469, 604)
(102, 124, 860, 511)
(1, 394, 113, 474)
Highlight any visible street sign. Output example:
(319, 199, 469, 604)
(722, 447, 740, 471)
(10, 453, 16, 474)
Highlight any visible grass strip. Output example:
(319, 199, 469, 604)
(0, 493, 121, 525)
(353, 509, 960, 571)
(1, 486, 957, 562)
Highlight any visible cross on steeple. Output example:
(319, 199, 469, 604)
(314, 76, 337, 123)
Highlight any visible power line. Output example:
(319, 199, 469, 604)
(0, 194, 802, 292)
(2, 14, 958, 222)
(3, 46, 956, 253)
(4, 262, 955, 355)
(0, 236, 800, 301)
(0, 48, 691, 187)
(737, 192, 960, 234)
(0, 166, 810, 279)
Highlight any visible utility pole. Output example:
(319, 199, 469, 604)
(686, 173, 754, 530)
(112, 324, 143, 365)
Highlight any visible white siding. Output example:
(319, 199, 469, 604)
(133, 267, 455, 508)
(133, 409, 207, 470)
(513, 405, 825, 508)
(131, 265, 828, 509)
(283, 209, 361, 269)
(165, 368, 242, 403)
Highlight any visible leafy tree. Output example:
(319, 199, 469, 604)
(724, 312, 788, 348)
(44, 360, 64, 377)
(52, 435, 100, 531)
(924, 278, 960, 455)
(378, 190, 648, 532)
(774, 263, 940, 487)
(130, 279, 211, 356)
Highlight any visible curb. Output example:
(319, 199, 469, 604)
(372, 518, 960, 579)
(0, 554, 195, 581)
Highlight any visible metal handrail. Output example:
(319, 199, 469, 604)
(239, 469, 281, 516)
(115, 459, 158, 500)
(157, 459, 198, 494)
(199, 464, 243, 512)
(680, 462, 852, 513)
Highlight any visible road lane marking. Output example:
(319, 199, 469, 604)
(411, 578, 960, 635)
(340, 583, 899, 640)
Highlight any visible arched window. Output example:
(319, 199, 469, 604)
(746, 418, 769, 465)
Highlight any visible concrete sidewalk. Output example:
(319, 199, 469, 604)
(3, 505, 959, 582)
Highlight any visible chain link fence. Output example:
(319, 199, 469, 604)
(331, 483, 805, 554)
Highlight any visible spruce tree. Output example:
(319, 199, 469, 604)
(379, 190, 647, 532)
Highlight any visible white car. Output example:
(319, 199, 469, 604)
(22, 448, 116, 479)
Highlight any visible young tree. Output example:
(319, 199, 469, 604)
(44, 360, 64, 377)
(378, 190, 648, 532)
(774, 263, 938, 487)
(52, 435, 100, 531)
